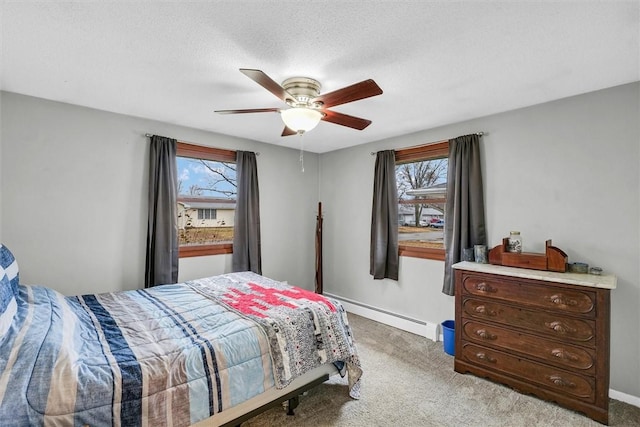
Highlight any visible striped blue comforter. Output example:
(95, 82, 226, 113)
(0, 272, 361, 426)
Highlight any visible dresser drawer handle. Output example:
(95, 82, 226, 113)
(548, 375, 576, 389)
(548, 294, 578, 307)
(475, 282, 497, 293)
(475, 352, 497, 363)
(476, 329, 497, 340)
(475, 305, 497, 317)
(545, 321, 577, 334)
(551, 348, 580, 362)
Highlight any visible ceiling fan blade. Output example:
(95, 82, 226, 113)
(240, 69, 294, 103)
(313, 79, 383, 108)
(322, 110, 372, 130)
(214, 108, 281, 114)
(281, 126, 298, 137)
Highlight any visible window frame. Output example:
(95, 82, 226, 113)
(176, 142, 236, 258)
(396, 140, 449, 261)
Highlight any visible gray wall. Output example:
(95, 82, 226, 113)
(1, 83, 638, 400)
(319, 82, 640, 399)
(0, 92, 319, 295)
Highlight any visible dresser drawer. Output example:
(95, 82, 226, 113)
(462, 298, 596, 345)
(462, 274, 596, 316)
(461, 320, 596, 373)
(460, 343, 596, 402)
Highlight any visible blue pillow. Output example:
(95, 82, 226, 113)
(0, 244, 19, 298)
(0, 273, 17, 337)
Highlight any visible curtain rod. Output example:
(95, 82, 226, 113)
(145, 133, 260, 156)
(370, 132, 485, 155)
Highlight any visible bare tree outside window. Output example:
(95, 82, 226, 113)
(177, 158, 236, 199)
(188, 184, 203, 196)
(185, 159, 237, 198)
(394, 140, 449, 259)
(396, 159, 447, 226)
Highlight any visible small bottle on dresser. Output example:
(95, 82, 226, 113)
(508, 231, 522, 253)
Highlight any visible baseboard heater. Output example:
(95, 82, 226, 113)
(324, 293, 439, 342)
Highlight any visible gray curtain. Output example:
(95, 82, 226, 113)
(232, 151, 262, 274)
(370, 150, 399, 280)
(145, 135, 179, 287)
(442, 134, 486, 295)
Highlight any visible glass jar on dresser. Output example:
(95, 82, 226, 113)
(452, 262, 616, 425)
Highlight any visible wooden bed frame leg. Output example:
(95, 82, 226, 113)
(286, 395, 300, 416)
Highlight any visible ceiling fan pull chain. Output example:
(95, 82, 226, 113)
(299, 132, 305, 173)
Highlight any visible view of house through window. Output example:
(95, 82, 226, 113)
(176, 144, 236, 253)
(396, 140, 448, 259)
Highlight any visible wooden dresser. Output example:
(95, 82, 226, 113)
(453, 262, 616, 425)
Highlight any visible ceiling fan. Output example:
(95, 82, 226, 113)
(215, 69, 383, 136)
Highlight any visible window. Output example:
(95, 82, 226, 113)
(396, 140, 448, 261)
(176, 142, 236, 258)
(197, 209, 217, 220)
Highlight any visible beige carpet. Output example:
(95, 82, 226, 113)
(244, 313, 640, 426)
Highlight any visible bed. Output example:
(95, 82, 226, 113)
(0, 244, 361, 426)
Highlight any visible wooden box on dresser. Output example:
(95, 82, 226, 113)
(453, 261, 616, 425)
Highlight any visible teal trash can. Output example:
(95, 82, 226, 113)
(442, 320, 455, 356)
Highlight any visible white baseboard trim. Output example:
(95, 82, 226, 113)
(326, 293, 639, 409)
(610, 389, 640, 408)
(325, 292, 439, 342)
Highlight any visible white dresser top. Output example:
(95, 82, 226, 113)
(453, 261, 617, 290)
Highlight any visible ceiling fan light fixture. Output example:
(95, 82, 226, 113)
(217, 69, 383, 136)
(281, 107, 323, 133)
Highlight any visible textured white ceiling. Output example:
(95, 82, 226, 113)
(1, 1, 638, 153)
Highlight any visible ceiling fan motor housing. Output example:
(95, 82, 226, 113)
(282, 77, 322, 107)
(215, 69, 382, 134)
